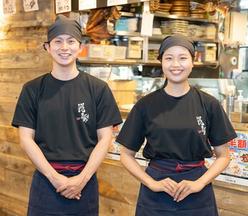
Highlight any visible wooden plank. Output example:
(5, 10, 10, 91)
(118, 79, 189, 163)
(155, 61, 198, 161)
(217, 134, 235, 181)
(214, 185, 248, 215)
(0, 39, 45, 52)
(0, 167, 5, 181)
(232, 122, 248, 131)
(99, 196, 135, 216)
(0, 70, 47, 83)
(0, 193, 27, 216)
(0, 169, 32, 198)
(0, 125, 19, 144)
(0, 97, 17, 114)
(0, 152, 34, 175)
(0, 113, 13, 126)
(0, 141, 27, 158)
(0, 82, 23, 98)
(218, 208, 248, 216)
(0, 51, 51, 69)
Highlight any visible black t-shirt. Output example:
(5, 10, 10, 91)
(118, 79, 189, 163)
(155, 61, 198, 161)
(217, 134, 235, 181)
(12, 72, 122, 162)
(116, 87, 237, 161)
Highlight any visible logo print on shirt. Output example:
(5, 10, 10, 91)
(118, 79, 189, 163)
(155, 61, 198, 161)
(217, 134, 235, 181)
(77, 103, 89, 123)
(196, 116, 206, 135)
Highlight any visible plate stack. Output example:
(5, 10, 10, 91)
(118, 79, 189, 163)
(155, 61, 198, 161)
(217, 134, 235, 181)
(149, 0, 160, 13)
(170, 20, 189, 36)
(160, 20, 171, 35)
(190, 3, 206, 19)
(170, 0, 190, 17)
(157, 3, 172, 14)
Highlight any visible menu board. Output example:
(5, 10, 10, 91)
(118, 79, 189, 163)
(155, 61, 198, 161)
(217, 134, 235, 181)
(55, 0, 71, 14)
(23, 0, 39, 12)
(3, 0, 16, 15)
(78, 0, 96, 10)
(205, 131, 248, 187)
(107, 0, 128, 6)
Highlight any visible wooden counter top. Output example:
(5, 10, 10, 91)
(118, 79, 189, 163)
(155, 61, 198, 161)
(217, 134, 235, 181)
(232, 122, 248, 131)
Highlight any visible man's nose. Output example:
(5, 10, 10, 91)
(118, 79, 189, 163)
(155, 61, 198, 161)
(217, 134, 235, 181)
(61, 41, 69, 49)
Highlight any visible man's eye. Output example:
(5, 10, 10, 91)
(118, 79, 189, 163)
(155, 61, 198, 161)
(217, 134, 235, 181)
(54, 40, 62, 44)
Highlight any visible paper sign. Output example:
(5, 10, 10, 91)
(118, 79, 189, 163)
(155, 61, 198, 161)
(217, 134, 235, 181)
(23, 0, 39, 12)
(55, 0, 71, 14)
(107, 0, 128, 6)
(3, 0, 16, 15)
(78, 0, 96, 10)
(141, 12, 154, 36)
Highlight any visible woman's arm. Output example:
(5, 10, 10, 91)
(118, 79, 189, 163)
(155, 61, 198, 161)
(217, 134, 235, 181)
(120, 145, 178, 197)
(174, 143, 230, 202)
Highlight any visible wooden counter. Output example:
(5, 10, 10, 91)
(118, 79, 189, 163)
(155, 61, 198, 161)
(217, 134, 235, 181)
(232, 122, 248, 131)
(99, 159, 248, 216)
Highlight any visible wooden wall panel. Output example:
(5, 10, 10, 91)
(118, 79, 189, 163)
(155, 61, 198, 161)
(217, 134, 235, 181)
(0, 1, 247, 215)
(0, 0, 54, 215)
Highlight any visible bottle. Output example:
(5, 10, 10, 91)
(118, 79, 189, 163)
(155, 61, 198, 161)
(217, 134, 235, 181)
(234, 90, 244, 113)
(225, 85, 235, 119)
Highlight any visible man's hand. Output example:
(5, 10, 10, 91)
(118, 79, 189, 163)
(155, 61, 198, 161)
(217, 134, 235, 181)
(56, 174, 88, 199)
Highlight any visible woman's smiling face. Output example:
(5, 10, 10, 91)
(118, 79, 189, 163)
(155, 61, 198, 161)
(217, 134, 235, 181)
(161, 46, 193, 84)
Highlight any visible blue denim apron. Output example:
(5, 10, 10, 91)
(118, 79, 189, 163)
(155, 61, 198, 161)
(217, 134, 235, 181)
(136, 159, 218, 216)
(27, 170, 98, 216)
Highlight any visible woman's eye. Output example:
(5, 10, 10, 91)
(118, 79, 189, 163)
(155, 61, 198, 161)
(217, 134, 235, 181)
(164, 57, 172, 61)
(68, 40, 76, 44)
(180, 57, 188, 60)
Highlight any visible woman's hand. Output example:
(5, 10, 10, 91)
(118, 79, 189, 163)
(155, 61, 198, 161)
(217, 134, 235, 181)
(173, 180, 205, 202)
(149, 178, 178, 197)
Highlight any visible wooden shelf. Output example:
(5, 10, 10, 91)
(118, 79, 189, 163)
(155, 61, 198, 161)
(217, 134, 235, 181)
(78, 58, 218, 67)
(149, 34, 218, 43)
(115, 32, 218, 43)
(115, 31, 141, 37)
(154, 12, 219, 24)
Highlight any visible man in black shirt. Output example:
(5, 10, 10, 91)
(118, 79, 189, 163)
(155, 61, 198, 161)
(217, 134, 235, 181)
(12, 15, 122, 216)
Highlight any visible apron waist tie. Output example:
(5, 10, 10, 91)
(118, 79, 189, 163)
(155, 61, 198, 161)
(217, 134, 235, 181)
(49, 161, 86, 172)
(149, 159, 205, 173)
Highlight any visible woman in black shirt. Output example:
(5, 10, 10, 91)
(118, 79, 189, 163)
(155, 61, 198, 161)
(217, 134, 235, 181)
(116, 34, 237, 216)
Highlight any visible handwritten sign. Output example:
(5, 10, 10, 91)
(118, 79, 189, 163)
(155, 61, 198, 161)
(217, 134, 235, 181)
(55, 0, 71, 14)
(107, 0, 128, 6)
(3, 0, 16, 15)
(23, 0, 39, 12)
(78, 0, 96, 10)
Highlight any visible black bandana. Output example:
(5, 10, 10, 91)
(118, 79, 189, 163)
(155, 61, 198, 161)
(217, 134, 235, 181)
(157, 34, 195, 61)
(47, 15, 82, 42)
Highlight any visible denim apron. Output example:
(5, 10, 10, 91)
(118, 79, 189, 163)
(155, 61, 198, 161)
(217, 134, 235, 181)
(136, 159, 218, 216)
(27, 164, 98, 216)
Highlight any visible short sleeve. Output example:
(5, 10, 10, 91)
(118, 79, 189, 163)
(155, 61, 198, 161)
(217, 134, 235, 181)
(116, 103, 146, 152)
(11, 85, 37, 129)
(208, 99, 237, 146)
(96, 84, 122, 129)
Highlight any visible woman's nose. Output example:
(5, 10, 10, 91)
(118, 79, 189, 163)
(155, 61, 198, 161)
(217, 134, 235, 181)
(171, 58, 180, 66)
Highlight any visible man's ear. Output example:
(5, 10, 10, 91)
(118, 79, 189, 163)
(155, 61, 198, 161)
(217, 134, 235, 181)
(79, 43, 84, 52)
(43, 42, 50, 52)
